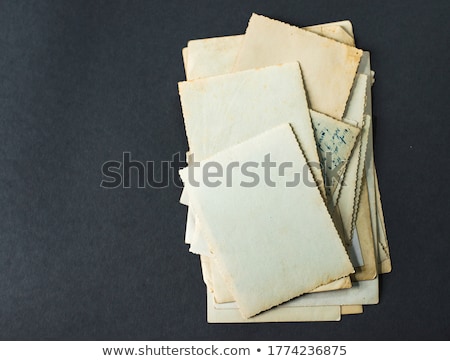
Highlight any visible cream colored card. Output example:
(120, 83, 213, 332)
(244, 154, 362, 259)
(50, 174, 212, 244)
(334, 71, 368, 201)
(362, 68, 391, 271)
(351, 66, 373, 236)
(333, 140, 361, 240)
(353, 71, 378, 280)
(364, 114, 380, 263)
(337, 114, 371, 244)
(207, 252, 352, 304)
(234, 14, 363, 119)
(353, 177, 378, 281)
(348, 53, 375, 232)
(195, 177, 352, 300)
(207, 259, 352, 304)
(333, 69, 368, 247)
(322, 72, 368, 269)
(188, 185, 353, 298)
(357, 54, 391, 271)
(374, 167, 392, 273)
(334, 55, 370, 203)
(180, 124, 354, 318)
(198, 236, 352, 304)
(343, 73, 368, 127)
(341, 305, 363, 315)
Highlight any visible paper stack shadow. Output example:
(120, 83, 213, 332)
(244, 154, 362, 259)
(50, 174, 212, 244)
(177, 14, 391, 322)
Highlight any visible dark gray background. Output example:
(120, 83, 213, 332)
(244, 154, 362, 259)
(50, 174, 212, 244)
(0, 0, 449, 340)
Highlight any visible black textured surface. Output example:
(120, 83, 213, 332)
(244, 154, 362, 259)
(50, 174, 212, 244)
(0, 0, 449, 340)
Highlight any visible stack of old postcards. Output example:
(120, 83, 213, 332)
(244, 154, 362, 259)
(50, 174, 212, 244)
(177, 14, 391, 322)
